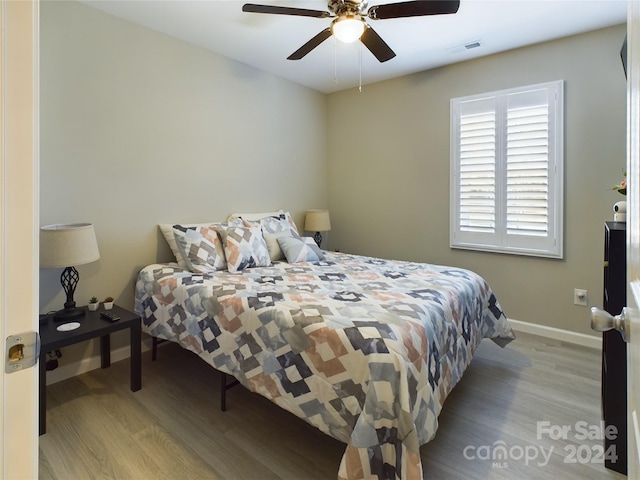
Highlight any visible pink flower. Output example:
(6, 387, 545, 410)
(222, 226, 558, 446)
(613, 169, 627, 196)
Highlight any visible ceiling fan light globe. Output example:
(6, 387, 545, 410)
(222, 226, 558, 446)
(331, 16, 365, 43)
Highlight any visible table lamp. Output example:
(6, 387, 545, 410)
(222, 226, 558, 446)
(304, 209, 331, 248)
(40, 223, 100, 321)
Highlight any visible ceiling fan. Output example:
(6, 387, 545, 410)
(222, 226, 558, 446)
(242, 0, 461, 63)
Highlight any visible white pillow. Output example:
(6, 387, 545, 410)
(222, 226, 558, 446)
(227, 210, 285, 222)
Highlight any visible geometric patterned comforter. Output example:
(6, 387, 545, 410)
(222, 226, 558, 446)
(134, 251, 514, 480)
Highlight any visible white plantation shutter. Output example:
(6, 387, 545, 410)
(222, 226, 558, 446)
(450, 81, 563, 258)
(459, 108, 496, 234)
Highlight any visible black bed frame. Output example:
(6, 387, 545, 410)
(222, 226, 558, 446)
(151, 336, 240, 411)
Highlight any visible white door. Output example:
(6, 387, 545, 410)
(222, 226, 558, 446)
(0, 0, 40, 478)
(628, 1, 640, 477)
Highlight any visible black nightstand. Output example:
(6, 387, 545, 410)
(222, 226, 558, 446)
(39, 304, 141, 435)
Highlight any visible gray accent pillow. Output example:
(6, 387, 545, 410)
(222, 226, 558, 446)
(277, 236, 325, 263)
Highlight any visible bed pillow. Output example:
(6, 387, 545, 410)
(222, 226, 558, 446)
(277, 236, 325, 263)
(227, 210, 285, 223)
(159, 218, 242, 268)
(262, 231, 297, 262)
(244, 212, 301, 261)
(258, 212, 300, 235)
(217, 224, 271, 272)
(160, 223, 205, 269)
(173, 225, 226, 273)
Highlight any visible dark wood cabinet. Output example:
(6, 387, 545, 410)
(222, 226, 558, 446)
(602, 221, 627, 474)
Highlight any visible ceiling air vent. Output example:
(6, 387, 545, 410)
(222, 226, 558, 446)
(447, 40, 482, 54)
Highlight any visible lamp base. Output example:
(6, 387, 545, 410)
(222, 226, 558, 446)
(53, 307, 86, 322)
(313, 231, 323, 248)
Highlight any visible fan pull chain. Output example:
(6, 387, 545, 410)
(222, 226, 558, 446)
(333, 37, 338, 84)
(359, 41, 362, 92)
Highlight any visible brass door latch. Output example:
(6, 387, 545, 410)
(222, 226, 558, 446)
(5, 331, 39, 373)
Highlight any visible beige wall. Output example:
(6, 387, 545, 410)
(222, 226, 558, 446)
(39, 0, 328, 368)
(40, 0, 328, 312)
(327, 24, 627, 336)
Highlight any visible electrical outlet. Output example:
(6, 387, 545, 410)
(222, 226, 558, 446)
(574, 288, 588, 306)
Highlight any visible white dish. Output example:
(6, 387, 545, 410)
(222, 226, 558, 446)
(56, 322, 80, 332)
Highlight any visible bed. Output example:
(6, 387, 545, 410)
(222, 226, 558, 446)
(134, 211, 514, 479)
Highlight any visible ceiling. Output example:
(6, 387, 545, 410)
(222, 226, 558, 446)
(81, 0, 627, 94)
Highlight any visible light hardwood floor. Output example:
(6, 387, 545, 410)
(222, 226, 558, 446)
(39, 332, 629, 479)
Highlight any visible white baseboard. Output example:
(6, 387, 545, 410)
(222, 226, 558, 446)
(508, 318, 601, 350)
(44, 319, 601, 385)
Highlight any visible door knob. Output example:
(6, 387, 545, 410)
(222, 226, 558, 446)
(590, 306, 629, 342)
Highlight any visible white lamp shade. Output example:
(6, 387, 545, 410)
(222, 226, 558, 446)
(332, 16, 365, 43)
(305, 210, 331, 232)
(40, 223, 100, 268)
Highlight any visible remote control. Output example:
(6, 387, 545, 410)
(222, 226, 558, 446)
(101, 311, 120, 322)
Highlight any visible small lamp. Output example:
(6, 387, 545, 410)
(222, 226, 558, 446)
(305, 210, 331, 248)
(40, 223, 100, 321)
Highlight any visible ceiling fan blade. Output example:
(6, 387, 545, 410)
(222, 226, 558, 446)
(360, 26, 396, 62)
(242, 3, 330, 18)
(368, 0, 460, 20)
(287, 28, 333, 60)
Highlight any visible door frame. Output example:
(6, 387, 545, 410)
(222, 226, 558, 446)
(0, 0, 40, 477)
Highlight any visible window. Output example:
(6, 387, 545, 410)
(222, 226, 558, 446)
(450, 80, 564, 258)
